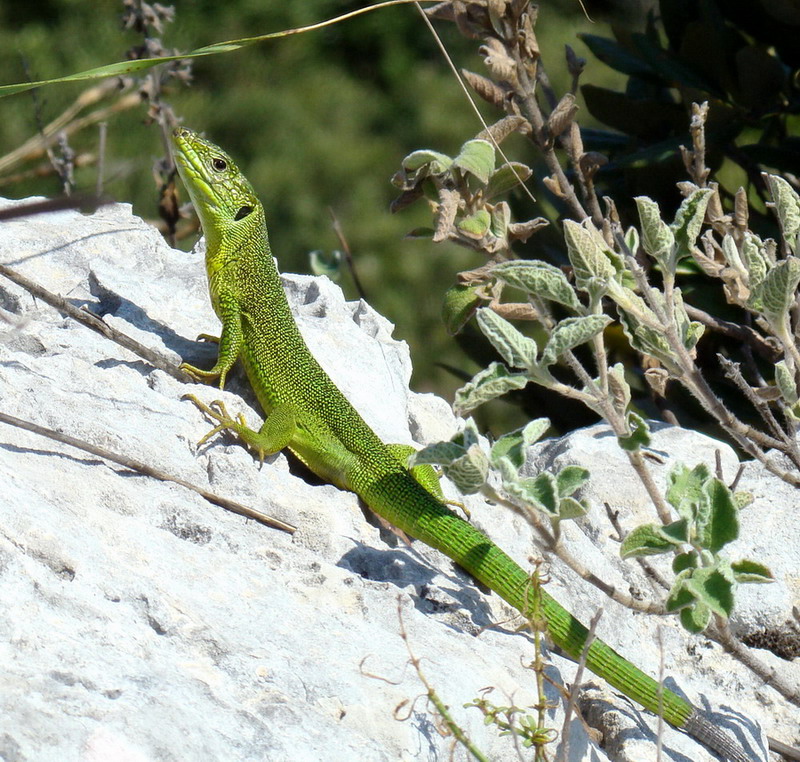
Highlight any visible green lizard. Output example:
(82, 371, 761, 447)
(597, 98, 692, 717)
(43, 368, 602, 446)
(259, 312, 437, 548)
(171, 127, 755, 762)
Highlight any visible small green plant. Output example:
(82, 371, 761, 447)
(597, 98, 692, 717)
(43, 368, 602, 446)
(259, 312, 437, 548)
(620, 462, 772, 633)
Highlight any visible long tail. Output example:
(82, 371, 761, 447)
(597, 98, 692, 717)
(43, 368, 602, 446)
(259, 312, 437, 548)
(364, 471, 755, 762)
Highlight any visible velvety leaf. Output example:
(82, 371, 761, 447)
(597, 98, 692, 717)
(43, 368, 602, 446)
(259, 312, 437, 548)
(507, 472, 558, 515)
(696, 478, 739, 552)
(680, 601, 711, 633)
(730, 559, 774, 584)
(444, 444, 490, 495)
(541, 315, 611, 366)
(402, 149, 452, 174)
(673, 551, 699, 574)
(556, 465, 589, 497)
(441, 283, 482, 336)
(485, 162, 533, 200)
(557, 496, 588, 520)
(412, 441, 467, 466)
(774, 360, 798, 405)
(490, 417, 550, 469)
(671, 188, 713, 262)
(620, 523, 681, 558)
(492, 260, 581, 310)
(741, 232, 769, 287)
(666, 569, 696, 611)
(686, 565, 735, 618)
(454, 362, 529, 415)
(764, 174, 800, 250)
(666, 462, 710, 522)
(476, 308, 538, 369)
(562, 219, 617, 290)
(607, 363, 631, 418)
(635, 196, 674, 266)
(617, 411, 651, 452)
(453, 139, 495, 184)
(457, 209, 492, 238)
(749, 257, 800, 325)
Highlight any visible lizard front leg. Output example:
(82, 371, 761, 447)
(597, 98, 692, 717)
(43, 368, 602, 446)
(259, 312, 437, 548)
(180, 292, 243, 389)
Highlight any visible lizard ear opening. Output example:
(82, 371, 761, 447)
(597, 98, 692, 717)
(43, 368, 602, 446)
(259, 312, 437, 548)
(234, 205, 253, 221)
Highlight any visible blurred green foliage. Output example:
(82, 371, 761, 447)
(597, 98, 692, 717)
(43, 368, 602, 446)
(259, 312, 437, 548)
(0, 0, 622, 407)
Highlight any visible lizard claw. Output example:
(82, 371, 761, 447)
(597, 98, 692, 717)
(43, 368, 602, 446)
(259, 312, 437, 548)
(182, 394, 240, 446)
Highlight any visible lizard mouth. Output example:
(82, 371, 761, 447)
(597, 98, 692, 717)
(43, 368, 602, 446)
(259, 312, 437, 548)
(171, 128, 219, 212)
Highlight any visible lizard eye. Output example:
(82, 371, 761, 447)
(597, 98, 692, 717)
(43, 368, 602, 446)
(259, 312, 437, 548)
(211, 157, 227, 172)
(234, 205, 253, 221)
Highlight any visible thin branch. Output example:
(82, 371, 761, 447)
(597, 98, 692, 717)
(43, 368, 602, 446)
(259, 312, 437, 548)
(707, 615, 800, 709)
(0, 262, 191, 383)
(482, 484, 666, 615)
(684, 304, 779, 363)
(0, 410, 295, 533)
(558, 608, 602, 762)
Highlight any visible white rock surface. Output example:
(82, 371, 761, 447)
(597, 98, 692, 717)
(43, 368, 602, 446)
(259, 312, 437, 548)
(0, 197, 793, 761)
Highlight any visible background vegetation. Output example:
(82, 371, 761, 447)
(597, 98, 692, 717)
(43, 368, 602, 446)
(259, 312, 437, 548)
(0, 0, 625, 413)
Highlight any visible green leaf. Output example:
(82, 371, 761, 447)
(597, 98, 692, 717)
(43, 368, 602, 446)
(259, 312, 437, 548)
(476, 308, 538, 369)
(730, 559, 774, 584)
(556, 465, 590, 497)
(765, 174, 800, 250)
(506, 472, 559, 516)
(741, 233, 769, 288)
(720, 234, 745, 274)
(620, 523, 682, 559)
(485, 162, 533, 200)
(402, 149, 453, 174)
(671, 188, 713, 262)
(491, 260, 581, 311)
(442, 283, 482, 336)
(672, 287, 705, 352)
(686, 565, 735, 618)
(557, 496, 588, 520)
(541, 315, 611, 366)
(666, 569, 696, 611)
(578, 34, 655, 79)
(562, 219, 618, 291)
(624, 226, 640, 256)
(455, 418, 482, 450)
(614, 291, 676, 366)
(617, 412, 651, 452)
(635, 196, 674, 267)
(774, 360, 798, 405)
(661, 518, 689, 544)
(457, 209, 492, 238)
(454, 362, 529, 415)
(453, 139, 495, 184)
(444, 444, 490, 495)
(680, 601, 711, 633)
(412, 441, 466, 467)
(666, 463, 710, 523)
(490, 418, 550, 470)
(749, 257, 800, 325)
(490, 202, 511, 240)
(673, 551, 699, 574)
(695, 478, 739, 552)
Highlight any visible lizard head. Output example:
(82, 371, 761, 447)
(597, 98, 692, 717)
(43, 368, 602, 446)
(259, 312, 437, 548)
(171, 127, 262, 237)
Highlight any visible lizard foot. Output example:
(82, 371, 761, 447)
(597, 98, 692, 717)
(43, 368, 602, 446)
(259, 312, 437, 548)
(182, 394, 247, 445)
(182, 394, 267, 464)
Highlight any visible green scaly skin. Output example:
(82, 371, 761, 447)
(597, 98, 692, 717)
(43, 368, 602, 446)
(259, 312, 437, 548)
(170, 127, 755, 762)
